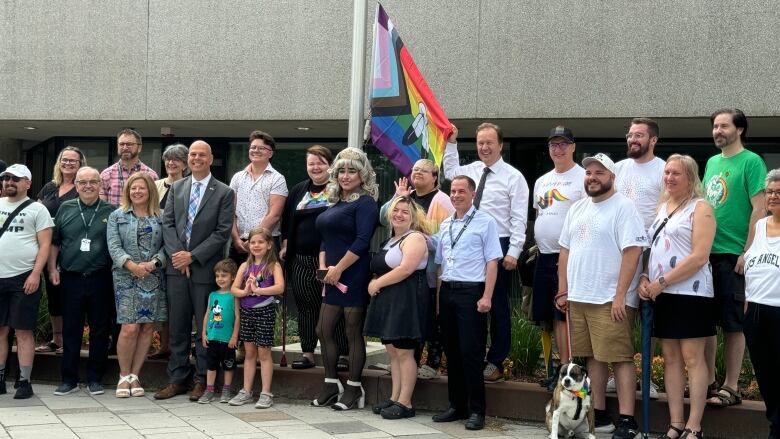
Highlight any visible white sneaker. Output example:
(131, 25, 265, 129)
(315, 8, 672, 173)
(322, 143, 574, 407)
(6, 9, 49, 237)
(228, 389, 253, 406)
(606, 376, 617, 393)
(638, 381, 659, 400)
(255, 392, 273, 409)
(417, 365, 439, 380)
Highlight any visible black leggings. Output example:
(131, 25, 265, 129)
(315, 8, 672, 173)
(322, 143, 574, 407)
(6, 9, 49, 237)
(317, 304, 365, 382)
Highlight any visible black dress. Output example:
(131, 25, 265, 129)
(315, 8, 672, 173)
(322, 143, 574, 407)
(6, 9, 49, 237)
(364, 235, 431, 341)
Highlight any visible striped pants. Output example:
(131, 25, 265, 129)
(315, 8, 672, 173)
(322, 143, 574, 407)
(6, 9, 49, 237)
(290, 254, 347, 354)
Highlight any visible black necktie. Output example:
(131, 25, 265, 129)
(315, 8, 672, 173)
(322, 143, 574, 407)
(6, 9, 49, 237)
(474, 167, 491, 209)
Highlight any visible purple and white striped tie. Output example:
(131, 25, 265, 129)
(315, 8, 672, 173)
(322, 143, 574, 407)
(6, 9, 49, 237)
(184, 181, 202, 245)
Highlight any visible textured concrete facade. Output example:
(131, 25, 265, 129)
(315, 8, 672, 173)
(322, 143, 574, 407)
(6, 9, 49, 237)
(1, 0, 779, 123)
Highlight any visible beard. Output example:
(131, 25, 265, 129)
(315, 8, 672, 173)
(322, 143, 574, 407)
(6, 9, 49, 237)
(121, 150, 139, 160)
(626, 142, 649, 159)
(713, 132, 738, 149)
(585, 179, 613, 197)
(2, 185, 17, 197)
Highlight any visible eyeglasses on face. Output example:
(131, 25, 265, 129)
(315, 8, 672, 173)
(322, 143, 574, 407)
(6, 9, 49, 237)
(548, 142, 571, 150)
(118, 142, 139, 148)
(1, 175, 26, 182)
(60, 158, 81, 165)
(249, 145, 273, 152)
(766, 189, 780, 198)
(76, 179, 100, 186)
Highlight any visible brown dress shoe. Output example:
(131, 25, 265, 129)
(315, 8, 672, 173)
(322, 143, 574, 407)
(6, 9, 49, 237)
(189, 382, 206, 402)
(153, 383, 188, 400)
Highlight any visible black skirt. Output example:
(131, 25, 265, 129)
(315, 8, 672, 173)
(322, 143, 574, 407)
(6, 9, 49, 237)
(364, 248, 431, 341)
(652, 293, 716, 339)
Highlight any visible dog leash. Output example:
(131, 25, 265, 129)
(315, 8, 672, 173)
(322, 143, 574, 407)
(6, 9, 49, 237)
(565, 307, 573, 363)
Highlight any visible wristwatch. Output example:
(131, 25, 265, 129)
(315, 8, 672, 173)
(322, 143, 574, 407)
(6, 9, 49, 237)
(658, 276, 667, 288)
(153, 258, 162, 268)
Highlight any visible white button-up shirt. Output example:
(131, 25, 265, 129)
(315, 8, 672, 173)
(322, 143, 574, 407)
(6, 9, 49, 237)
(435, 206, 503, 282)
(443, 142, 529, 258)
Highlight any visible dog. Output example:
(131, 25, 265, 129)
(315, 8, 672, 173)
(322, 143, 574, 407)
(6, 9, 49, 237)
(545, 362, 595, 439)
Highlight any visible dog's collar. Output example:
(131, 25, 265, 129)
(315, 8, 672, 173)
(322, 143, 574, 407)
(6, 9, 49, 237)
(562, 380, 590, 421)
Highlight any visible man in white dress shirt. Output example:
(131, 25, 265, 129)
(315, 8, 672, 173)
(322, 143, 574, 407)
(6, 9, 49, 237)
(443, 122, 529, 383)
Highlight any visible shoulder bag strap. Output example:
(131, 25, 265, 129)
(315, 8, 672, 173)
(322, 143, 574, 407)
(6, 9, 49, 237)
(0, 199, 35, 240)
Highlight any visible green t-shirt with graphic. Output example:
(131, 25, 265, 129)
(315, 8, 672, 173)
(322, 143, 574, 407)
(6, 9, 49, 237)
(703, 149, 767, 254)
(206, 291, 237, 343)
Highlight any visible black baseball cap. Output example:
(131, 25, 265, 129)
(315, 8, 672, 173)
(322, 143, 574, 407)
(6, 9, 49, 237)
(547, 126, 575, 143)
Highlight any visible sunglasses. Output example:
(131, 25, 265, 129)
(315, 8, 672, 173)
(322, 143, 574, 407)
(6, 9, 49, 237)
(1, 175, 26, 182)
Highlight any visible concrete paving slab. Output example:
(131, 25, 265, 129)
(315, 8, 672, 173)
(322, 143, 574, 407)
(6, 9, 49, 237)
(57, 412, 126, 428)
(312, 421, 379, 435)
(5, 424, 78, 439)
(0, 406, 60, 427)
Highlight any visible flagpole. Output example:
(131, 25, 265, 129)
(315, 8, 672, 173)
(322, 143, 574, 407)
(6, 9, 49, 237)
(347, 0, 369, 149)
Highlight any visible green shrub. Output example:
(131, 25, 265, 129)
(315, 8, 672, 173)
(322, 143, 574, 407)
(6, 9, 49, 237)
(508, 310, 542, 376)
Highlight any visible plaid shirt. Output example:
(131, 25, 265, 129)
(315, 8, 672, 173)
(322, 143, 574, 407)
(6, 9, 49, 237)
(99, 161, 159, 206)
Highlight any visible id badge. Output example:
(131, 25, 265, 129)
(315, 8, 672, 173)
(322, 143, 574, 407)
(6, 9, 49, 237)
(80, 238, 91, 252)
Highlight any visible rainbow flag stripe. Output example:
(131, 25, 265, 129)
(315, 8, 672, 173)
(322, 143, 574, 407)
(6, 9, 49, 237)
(370, 3, 452, 176)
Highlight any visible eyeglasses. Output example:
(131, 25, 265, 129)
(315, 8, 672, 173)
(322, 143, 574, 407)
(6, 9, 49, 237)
(60, 158, 81, 165)
(766, 189, 780, 198)
(626, 133, 647, 140)
(76, 179, 100, 186)
(249, 145, 273, 153)
(1, 175, 26, 182)
(118, 142, 139, 148)
(548, 142, 571, 150)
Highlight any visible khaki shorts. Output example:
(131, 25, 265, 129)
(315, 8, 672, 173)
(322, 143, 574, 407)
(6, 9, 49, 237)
(569, 301, 636, 363)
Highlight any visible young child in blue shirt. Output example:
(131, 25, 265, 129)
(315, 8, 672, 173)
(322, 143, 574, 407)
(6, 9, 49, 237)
(198, 259, 241, 403)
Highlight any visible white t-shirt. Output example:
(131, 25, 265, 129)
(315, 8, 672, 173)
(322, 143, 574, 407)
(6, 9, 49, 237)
(615, 157, 666, 228)
(744, 217, 780, 307)
(533, 165, 586, 254)
(559, 192, 647, 307)
(0, 197, 54, 278)
(648, 199, 713, 297)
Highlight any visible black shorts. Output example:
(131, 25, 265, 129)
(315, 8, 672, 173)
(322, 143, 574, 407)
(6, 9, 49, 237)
(531, 253, 566, 323)
(652, 293, 716, 339)
(239, 305, 276, 347)
(710, 254, 746, 332)
(0, 271, 42, 330)
(381, 338, 419, 350)
(206, 340, 237, 371)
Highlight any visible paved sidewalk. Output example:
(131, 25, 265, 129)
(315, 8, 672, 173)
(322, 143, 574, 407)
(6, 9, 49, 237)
(0, 383, 621, 439)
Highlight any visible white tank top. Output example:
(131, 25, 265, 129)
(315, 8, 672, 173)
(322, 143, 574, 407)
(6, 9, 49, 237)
(383, 232, 428, 270)
(745, 217, 780, 307)
(648, 199, 713, 297)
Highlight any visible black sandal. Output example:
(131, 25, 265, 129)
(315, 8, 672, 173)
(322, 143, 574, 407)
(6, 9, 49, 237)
(380, 401, 416, 419)
(680, 428, 704, 438)
(658, 424, 685, 439)
(707, 385, 741, 407)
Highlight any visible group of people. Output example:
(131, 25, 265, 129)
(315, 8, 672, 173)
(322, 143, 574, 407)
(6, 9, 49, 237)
(0, 108, 778, 437)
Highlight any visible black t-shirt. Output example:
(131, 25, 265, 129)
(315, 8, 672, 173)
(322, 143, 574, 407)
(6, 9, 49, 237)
(37, 181, 78, 218)
(292, 182, 329, 256)
(411, 190, 436, 213)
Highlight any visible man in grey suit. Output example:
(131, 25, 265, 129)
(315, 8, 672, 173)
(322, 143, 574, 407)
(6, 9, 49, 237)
(154, 141, 235, 401)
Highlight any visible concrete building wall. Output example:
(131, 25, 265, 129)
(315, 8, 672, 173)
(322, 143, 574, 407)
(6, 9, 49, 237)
(2, 0, 779, 122)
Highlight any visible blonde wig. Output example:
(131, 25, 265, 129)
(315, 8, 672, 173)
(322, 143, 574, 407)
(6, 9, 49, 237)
(326, 147, 379, 203)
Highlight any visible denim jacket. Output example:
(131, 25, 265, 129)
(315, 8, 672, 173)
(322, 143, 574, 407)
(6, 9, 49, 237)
(106, 207, 167, 270)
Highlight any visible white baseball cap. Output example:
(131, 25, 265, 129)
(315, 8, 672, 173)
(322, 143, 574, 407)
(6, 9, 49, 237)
(0, 164, 32, 180)
(581, 153, 616, 174)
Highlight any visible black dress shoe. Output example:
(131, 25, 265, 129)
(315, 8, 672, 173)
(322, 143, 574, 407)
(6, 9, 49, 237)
(292, 356, 315, 370)
(432, 407, 466, 422)
(465, 413, 485, 430)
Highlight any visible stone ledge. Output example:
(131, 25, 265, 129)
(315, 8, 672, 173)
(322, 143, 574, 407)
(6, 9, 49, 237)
(15, 351, 768, 439)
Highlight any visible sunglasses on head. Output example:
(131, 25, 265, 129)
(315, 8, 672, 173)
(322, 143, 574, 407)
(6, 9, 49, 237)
(1, 175, 25, 182)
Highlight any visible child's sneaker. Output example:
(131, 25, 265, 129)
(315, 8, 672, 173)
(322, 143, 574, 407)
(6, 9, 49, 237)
(228, 389, 253, 406)
(255, 392, 273, 409)
(220, 388, 235, 403)
(198, 390, 215, 404)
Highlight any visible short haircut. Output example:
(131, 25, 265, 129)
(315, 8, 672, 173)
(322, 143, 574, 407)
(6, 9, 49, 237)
(306, 144, 333, 165)
(452, 175, 476, 191)
(631, 117, 660, 138)
(476, 122, 503, 144)
(766, 168, 780, 186)
(117, 128, 142, 145)
(710, 108, 748, 142)
(214, 258, 238, 277)
(249, 130, 276, 151)
(413, 158, 440, 189)
(162, 143, 189, 164)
